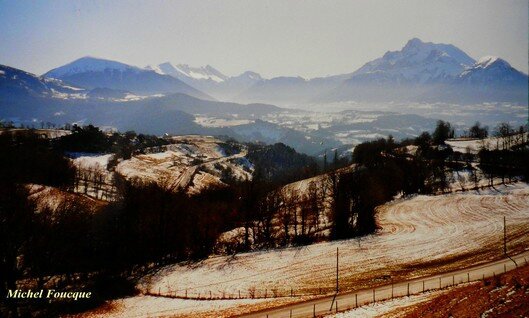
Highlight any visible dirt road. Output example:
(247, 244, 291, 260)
(170, 148, 248, 190)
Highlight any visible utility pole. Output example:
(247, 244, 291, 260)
(336, 247, 339, 294)
(503, 216, 507, 255)
(330, 247, 339, 311)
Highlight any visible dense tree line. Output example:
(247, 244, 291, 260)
(246, 142, 320, 185)
(0, 130, 75, 188)
(113, 178, 239, 264)
(471, 122, 527, 183)
(0, 131, 78, 316)
(53, 124, 169, 160)
(479, 149, 529, 183)
(1, 166, 240, 316)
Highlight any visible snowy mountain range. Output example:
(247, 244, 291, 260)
(140, 38, 527, 105)
(44, 57, 213, 100)
(10, 38, 520, 105)
(1, 37, 527, 116)
(0, 64, 336, 154)
(145, 62, 263, 101)
(1, 36, 527, 155)
(349, 38, 476, 84)
(147, 63, 228, 83)
(0, 64, 87, 100)
(321, 38, 527, 104)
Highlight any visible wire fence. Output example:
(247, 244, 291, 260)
(146, 253, 528, 307)
(244, 253, 529, 318)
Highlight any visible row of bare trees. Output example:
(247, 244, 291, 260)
(228, 176, 332, 253)
(73, 165, 117, 201)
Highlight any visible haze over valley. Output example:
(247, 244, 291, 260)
(1, 38, 527, 155)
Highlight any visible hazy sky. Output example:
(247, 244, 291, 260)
(1, 0, 527, 78)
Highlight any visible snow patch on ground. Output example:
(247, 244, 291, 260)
(82, 295, 268, 318)
(446, 133, 527, 154)
(324, 291, 440, 318)
(141, 183, 529, 300)
(73, 154, 113, 169)
(115, 136, 251, 194)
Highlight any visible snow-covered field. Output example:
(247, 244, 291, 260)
(80, 295, 271, 318)
(71, 154, 116, 199)
(446, 133, 527, 154)
(79, 182, 529, 318)
(27, 184, 107, 213)
(116, 136, 251, 194)
(447, 168, 511, 193)
(195, 115, 254, 127)
(73, 153, 113, 169)
(67, 136, 253, 200)
(141, 183, 529, 299)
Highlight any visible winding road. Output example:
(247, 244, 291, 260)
(169, 147, 248, 191)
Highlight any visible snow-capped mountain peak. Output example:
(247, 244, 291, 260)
(45, 56, 141, 78)
(157, 62, 176, 75)
(151, 62, 228, 83)
(349, 38, 476, 84)
(1, 64, 87, 99)
(174, 64, 228, 83)
(458, 56, 525, 83)
(144, 64, 165, 75)
(474, 56, 512, 70)
(401, 38, 475, 66)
